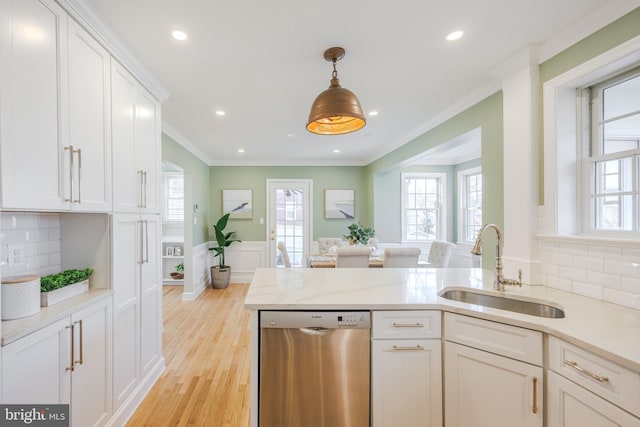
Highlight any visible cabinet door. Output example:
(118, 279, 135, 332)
(111, 62, 160, 214)
(66, 18, 112, 212)
(140, 214, 162, 378)
(444, 341, 542, 427)
(111, 213, 141, 409)
(372, 339, 442, 427)
(134, 89, 160, 213)
(0, 0, 68, 210)
(71, 298, 112, 427)
(1, 317, 71, 404)
(548, 371, 640, 427)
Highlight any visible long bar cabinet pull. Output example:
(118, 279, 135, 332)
(137, 170, 145, 207)
(392, 322, 424, 328)
(392, 345, 424, 351)
(75, 148, 82, 203)
(143, 171, 148, 208)
(138, 220, 144, 264)
(74, 320, 84, 366)
(65, 324, 75, 372)
(144, 220, 149, 264)
(564, 360, 609, 383)
(532, 377, 538, 414)
(64, 146, 75, 203)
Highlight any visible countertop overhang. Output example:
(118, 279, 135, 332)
(245, 267, 640, 372)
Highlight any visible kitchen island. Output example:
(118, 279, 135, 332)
(245, 267, 640, 426)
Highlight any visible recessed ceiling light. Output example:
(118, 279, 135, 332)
(333, 149, 340, 153)
(215, 110, 225, 116)
(287, 133, 295, 138)
(171, 30, 188, 41)
(238, 148, 245, 153)
(368, 111, 379, 117)
(446, 30, 464, 41)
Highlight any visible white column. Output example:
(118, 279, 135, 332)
(490, 47, 542, 284)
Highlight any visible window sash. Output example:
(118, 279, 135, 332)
(401, 173, 445, 241)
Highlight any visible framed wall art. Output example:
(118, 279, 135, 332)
(222, 189, 253, 219)
(324, 189, 355, 219)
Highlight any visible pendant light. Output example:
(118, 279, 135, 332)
(307, 47, 366, 135)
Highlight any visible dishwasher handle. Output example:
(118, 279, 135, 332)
(299, 327, 332, 336)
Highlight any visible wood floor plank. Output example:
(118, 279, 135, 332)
(127, 284, 251, 427)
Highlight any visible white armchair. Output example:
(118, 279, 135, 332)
(335, 246, 371, 268)
(277, 241, 292, 268)
(383, 247, 421, 268)
(318, 237, 343, 255)
(427, 241, 456, 267)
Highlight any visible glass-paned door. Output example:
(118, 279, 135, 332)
(267, 180, 312, 267)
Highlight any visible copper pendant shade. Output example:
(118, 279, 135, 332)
(307, 47, 366, 135)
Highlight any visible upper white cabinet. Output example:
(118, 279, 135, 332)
(111, 62, 160, 214)
(0, 0, 112, 212)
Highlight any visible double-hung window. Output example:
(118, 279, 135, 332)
(402, 173, 445, 241)
(583, 68, 640, 234)
(163, 174, 184, 222)
(458, 168, 482, 243)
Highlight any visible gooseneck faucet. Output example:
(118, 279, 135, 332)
(471, 223, 522, 291)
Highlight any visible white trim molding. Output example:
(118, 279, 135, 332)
(182, 242, 209, 301)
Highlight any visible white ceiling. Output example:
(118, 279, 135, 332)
(87, 0, 638, 166)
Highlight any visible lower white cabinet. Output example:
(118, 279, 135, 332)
(547, 336, 640, 426)
(1, 297, 112, 427)
(547, 371, 640, 426)
(444, 313, 543, 427)
(371, 311, 442, 427)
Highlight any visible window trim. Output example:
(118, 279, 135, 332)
(163, 173, 184, 223)
(400, 172, 447, 242)
(542, 34, 640, 239)
(457, 167, 482, 244)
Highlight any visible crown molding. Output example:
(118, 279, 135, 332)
(56, 0, 170, 103)
(162, 122, 214, 166)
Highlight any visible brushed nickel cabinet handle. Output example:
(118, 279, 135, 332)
(144, 220, 149, 264)
(392, 322, 424, 328)
(564, 360, 609, 383)
(138, 220, 144, 264)
(137, 170, 144, 207)
(65, 324, 75, 372)
(532, 377, 538, 414)
(75, 148, 82, 203)
(74, 320, 83, 365)
(392, 345, 424, 351)
(64, 146, 74, 203)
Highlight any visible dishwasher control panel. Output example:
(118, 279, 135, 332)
(261, 311, 371, 329)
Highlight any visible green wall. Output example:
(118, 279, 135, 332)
(367, 92, 504, 241)
(161, 133, 211, 245)
(538, 6, 640, 203)
(208, 166, 368, 241)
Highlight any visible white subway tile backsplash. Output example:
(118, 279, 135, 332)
(552, 252, 573, 267)
(546, 275, 572, 292)
(588, 244, 622, 259)
(603, 288, 640, 310)
(573, 255, 604, 272)
(559, 242, 588, 256)
(586, 271, 620, 289)
(558, 265, 587, 282)
(622, 277, 640, 294)
(1, 212, 61, 278)
(573, 281, 604, 299)
(604, 259, 640, 278)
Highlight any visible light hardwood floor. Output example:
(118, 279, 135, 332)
(127, 284, 251, 426)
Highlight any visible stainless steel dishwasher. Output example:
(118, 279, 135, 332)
(259, 311, 371, 427)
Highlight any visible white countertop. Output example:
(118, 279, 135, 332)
(245, 267, 640, 372)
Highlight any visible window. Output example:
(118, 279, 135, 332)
(401, 173, 445, 241)
(582, 68, 640, 234)
(163, 174, 184, 222)
(458, 168, 482, 243)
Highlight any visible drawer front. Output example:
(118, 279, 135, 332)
(372, 311, 441, 339)
(548, 336, 640, 418)
(444, 312, 542, 366)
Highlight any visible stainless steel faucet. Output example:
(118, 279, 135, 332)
(471, 223, 522, 291)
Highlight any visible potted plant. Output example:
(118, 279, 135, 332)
(209, 213, 241, 289)
(170, 262, 184, 280)
(343, 222, 375, 245)
(40, 268, 93, 306)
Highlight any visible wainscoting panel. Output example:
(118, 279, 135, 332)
(182, 242, 209, 300)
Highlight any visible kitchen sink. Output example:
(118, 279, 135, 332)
(439, 288, 565, 318)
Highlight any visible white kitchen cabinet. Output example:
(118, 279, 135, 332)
(2, 297, 112, 427)
(548, 371, 640, 427)
(444, 313, 543, 427)
(371, 311, 442, 427)
(111, 213, 163, 411)
(111, 62, 160, 214)
(0, 0, 112, 212)
(547, 336, 640, 426)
